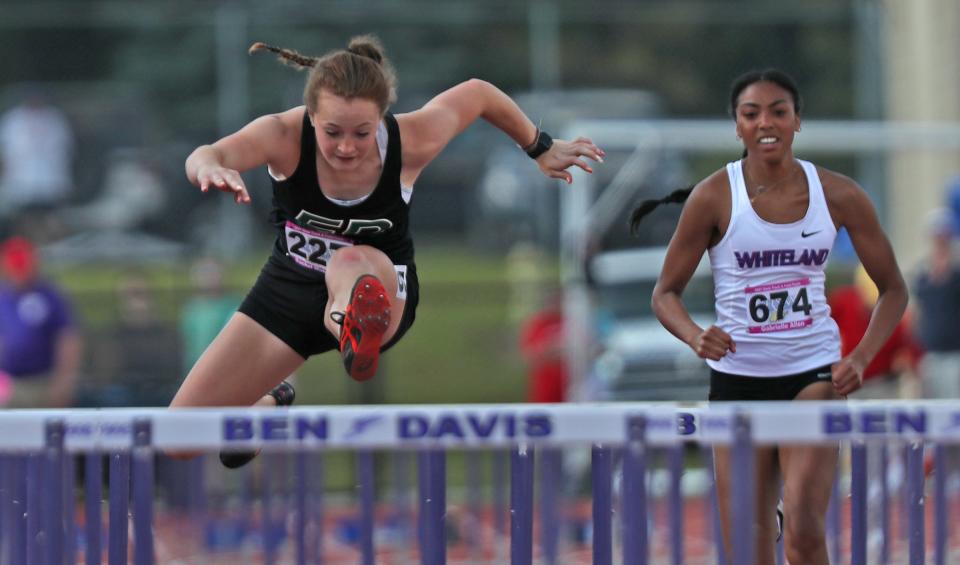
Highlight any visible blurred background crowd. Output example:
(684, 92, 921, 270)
(1, 0, 958, 411)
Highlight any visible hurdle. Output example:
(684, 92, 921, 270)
(0, 401, 957, 564)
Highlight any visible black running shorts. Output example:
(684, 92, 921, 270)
(708, 364, 834, 401)
(238, 259, 419, 359)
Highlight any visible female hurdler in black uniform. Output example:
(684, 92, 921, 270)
(169, 35, 604, 466)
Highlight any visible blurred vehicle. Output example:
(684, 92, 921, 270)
(471, 89, 678, 251)
(588, 246, 713, 401)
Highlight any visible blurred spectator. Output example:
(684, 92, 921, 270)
(0, 236, 82, 407)
(66, 148, 167, 233)
(86, 271, 181, 406)
(0, 88, 74, 241)
(913, 207, 960, 399)
(506, 239, 550, 325)
(519, 290, 568, 403)
(948, 176, 960, 239)
(180, 257, 240, 372)
(828, 263, 921, 399)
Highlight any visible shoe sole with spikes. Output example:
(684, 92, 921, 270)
(340, 275, 390, 382)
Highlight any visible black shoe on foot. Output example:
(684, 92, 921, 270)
(218, 380, 296, 469)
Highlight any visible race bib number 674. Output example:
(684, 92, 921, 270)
(744, 277, 814, 334)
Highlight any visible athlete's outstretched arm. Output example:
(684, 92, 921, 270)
(652, 177, 736, 361)
(827, 173, 908, 395)
(397, 79, 604, 183)
(185, 108, 298, 204)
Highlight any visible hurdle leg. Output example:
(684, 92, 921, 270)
(132, 419, 154, 565)
(63, 453, 76, 565)
(8, 455, 27, 565)
(26, 453, 44, 565)
(108, 452, 130, 565)
(591, 444, 612, 565)
(418, 449, 446, 565)
(295, 451, 307, 565)
(511, 444, 535, 565)
(538, 447, 562, 565)
(934, 444, 947, 565)
(850, 440, 867, 565)
(730, 413, 754, 565)
(906, 441, 925, 565)
(44, 420, 65, 565)
(668, 443, 684, 565)
(880, 442, 890, 564)
(85, 453, 103, 565)
(622, 417, 648, 565)
(358, 450, 376, 565)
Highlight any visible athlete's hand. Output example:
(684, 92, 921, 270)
(536, 137, 605, 184)
(831, 354, 866, 397)
(197, 165, 251, 204)
(689, 325, 737, 361)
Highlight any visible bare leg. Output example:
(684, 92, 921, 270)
(779, 381, 841, 565)
(714, 444, 781, 565)
(170, 312, 305, 408)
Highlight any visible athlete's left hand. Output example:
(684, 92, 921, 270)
(831, 354, 866, 397)
(536, 137, 605, 184)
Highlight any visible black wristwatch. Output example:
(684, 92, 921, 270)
(524, 129, 553, 159)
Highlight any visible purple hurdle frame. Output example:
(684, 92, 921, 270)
(11, 405, 960, 565)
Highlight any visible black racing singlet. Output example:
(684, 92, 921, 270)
(265, 111, 414, 281)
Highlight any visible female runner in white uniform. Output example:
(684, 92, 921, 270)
(630, 69, 908, 565)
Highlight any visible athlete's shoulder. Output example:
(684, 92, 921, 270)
(812, 163, 877, 228)
(814, 164, 868, 206)
(272, 106, 307, 131)
(238, 106, 304, 144)
(687, 167, 731, 207)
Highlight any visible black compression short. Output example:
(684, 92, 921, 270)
(708, 364, 834, 401)
(238, 259, 419, 359)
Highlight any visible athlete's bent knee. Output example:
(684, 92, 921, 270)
(328, 245, 380, 270)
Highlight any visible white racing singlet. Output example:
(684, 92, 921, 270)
(706, 159, 841, 377)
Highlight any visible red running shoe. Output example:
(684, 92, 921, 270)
(337, 275, 390, 382)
